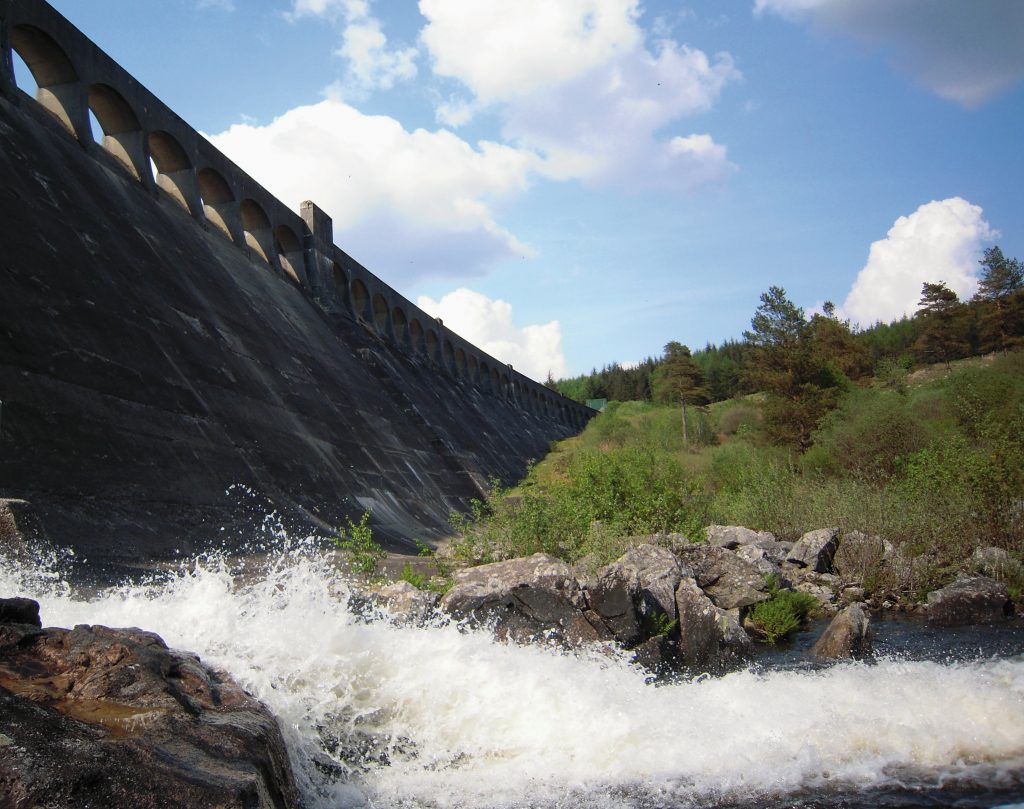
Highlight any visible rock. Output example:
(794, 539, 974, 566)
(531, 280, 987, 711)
(927, 576, 1013, 626)
(439, 553, 591, 643)
(372, 581, 441, 624)
(629, 634, 678, 675)
(704, 525, 776, 550)
(597, 543, 688, 611)
(0, 597, 41, 627)
(792, 574, 839, 612)
(840, 585, 866, 604)
(587, 545, 691, 646)
(810, 603, 872, 659)
(0, 613, 301, 808)
(677, 545, 770, 610)
(674, 578, 753, 670)
(756, 540, 794, 567)
(787, 528, 840, 573)
(735, 545, 781, 580)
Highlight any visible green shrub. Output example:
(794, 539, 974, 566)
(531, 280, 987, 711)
(747, 589, 818, 643)
(333, 511, 386, 578)
(807, 388, 928, 481)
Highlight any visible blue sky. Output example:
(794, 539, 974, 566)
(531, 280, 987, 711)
(20, 0, 1024, 380)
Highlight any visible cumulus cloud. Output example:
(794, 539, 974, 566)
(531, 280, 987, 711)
(335, 2, 418, 93)
(419, 0, 739, 188)
(207, 98, 536, 284)
(417, 288, 568, 382)
(839, 197, 996, 326)
(755, 0, 1024, 106)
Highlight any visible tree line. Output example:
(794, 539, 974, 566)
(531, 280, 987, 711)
(553, 246, 1023, 447)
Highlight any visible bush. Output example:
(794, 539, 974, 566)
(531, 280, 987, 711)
(747, 588, 818, 643)
(807, 388, 928, 481)
(333, 511, 386, 578)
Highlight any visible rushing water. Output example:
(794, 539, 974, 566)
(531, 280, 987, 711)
(2, 541, 1024, 809)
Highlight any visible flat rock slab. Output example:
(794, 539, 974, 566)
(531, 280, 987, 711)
(927, 576, 1013, 626)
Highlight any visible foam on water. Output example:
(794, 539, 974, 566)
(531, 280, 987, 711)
(3, 544, 1023, 809)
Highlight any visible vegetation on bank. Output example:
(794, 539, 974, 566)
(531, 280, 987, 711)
(449, 253, 1024, 601)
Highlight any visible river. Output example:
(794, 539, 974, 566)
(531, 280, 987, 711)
(3, 540, 1023, 809)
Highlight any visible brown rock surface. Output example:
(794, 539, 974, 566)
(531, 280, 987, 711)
(0, 599, 302, 808)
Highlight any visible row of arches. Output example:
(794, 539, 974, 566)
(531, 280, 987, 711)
(5, 21, 307, 286)
(331, 263, 586, 427)
(1, 11, 592, 430)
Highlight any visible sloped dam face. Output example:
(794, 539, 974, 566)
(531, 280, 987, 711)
(0, 2, 589, 563)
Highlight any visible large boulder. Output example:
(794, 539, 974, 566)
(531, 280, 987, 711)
(927, 576, 1013, 626)
(787, 528, 840, 573)
(810, 603, 872, 659)
(0, 599, 301, 809)
(677, 545, 770, 610)
(587, 545, 691, 646)
(438, 553, 598, 643)
(674, 578, 753, 670)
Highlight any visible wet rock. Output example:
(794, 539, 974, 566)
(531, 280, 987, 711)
(0, 597, 41, 627)
(0, 608, 301, 809)
(704, 525, 776, 550)
(927, 576, 1013, 626)
(439, 553, 588, 642)
(677, 545, 770, 610)
(372, 581, 441, 624)
(810, 603, 872, 659)
(629, 634, 678, 675)
(787, 528, 840, 573)
(674, 578, 753, 670)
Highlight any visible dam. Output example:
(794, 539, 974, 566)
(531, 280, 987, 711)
(0, 0, 592, 563)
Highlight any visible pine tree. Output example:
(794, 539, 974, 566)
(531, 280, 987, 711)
(652, 342, 708, 446)
(974, 246, 1024, 353)
(914, 281, 968, 367)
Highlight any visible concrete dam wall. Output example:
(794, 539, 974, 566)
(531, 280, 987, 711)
(0, 0, 593, 563)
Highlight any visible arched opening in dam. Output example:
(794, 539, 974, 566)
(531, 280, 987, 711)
(87, 82, 145, 180)
(10, 24, 80, 137)
(148, 130, 195, 214)
(197, 167, 236, 240)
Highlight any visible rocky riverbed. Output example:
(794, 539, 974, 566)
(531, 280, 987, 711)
(1, 516, 1022, 808)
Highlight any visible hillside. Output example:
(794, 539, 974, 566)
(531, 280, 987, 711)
(447, 350, 1024, 600)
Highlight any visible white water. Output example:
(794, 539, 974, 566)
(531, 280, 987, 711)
(3, 543, 1024, 809)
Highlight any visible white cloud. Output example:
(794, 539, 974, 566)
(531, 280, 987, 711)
(419, 0, 739, 188)
(289, 0, 347, 17)
(335, 3, 418, 93)
(755, 0, 1024, 107)
(207, 98, 537, 284)
(839, 197, 996, 326)
(417, 288, 568, 382)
